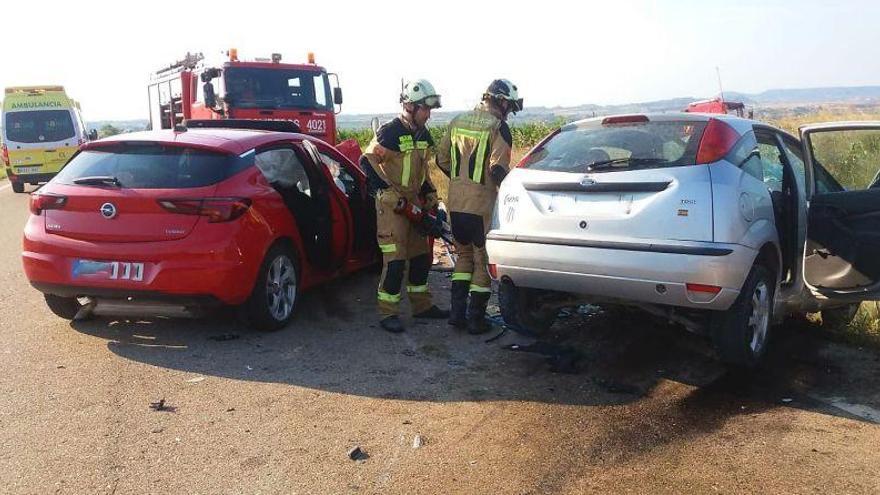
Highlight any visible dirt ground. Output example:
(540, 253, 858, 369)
(2, 181, 880, 494)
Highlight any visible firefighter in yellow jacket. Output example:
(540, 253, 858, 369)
(437, 79, 522, 334)
(359, 79, 450, 333)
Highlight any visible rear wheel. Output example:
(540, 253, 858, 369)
(499, 280, 557, 333)
(245, 244, 300, 331)
(44, 294, 82, 320)
(710, 264, 775, 368)
(11, 182, 24, 193)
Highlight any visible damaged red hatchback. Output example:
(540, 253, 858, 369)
(22, 122, 377, 330)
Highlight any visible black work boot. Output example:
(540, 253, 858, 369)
(414, 305, 450, 319)
(448, 280, 469, 329)
(467, 291, 492, 335)
(379, 315, 405, 333)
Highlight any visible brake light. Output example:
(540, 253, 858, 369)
(602, 115, 649, 125)
(158, 197, 252, 223)
(30, 193, 67, 215)
(695, 118, 739, 164)
(488, 263, 498, 280)
(1, 144, 8, 166)
(685, 283, 722, 295)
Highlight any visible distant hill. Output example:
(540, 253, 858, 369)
(88, 85, 880, 131)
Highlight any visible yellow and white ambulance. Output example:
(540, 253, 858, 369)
(2, 86, 96, 193)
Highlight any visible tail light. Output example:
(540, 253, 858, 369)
(488, 263, 498, 280)
(695, 118, 739, 164)
(158, 197, 252, 223)
(30, 193, 68, 215)
(1, 144, 8, 166)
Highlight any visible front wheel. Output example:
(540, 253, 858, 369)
(710, 264, 776, 368)
(12, 182, 24, 193)
(244, 244, 300, 331)
(499, 280, 557, 333)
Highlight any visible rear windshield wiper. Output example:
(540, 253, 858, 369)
(73, 176, 122, 187)
(586, 157, 668, 171)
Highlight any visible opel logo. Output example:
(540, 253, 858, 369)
(100, 203, 117, 219)
(580, 176, 597, 187)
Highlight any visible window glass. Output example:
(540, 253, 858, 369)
(255, 147, 311, 197)
(520, 120, 707, 173)
(5, 110, 75, 143)
(808, 129, 880, 191)
(756, 133, 785, 193)
(54, 145, 235, 188)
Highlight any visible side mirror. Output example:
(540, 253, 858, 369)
(370, 117, 381, 135)
(87, 129, 98, 141)
(301, 139, 321, 165)
(333, 87, 343, 105)
(203, 82, 217, 108)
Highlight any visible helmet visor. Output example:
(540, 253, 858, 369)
(420, 95, 442, 109)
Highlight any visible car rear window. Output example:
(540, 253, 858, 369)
(519, 120, 708, 173)
(53, 143, 241, 189)
(4, 110, 76, 143)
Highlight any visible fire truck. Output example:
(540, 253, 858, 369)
(147, 50, 344, 144)
(683, 97, 750, 118)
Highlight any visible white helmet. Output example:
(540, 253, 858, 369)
(400, 79, 442, 109)
(484, 79, 523, 113)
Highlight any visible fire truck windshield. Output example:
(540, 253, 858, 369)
(224, 67, 332, 111)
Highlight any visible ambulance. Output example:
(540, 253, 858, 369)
(2, 86, 96, 193)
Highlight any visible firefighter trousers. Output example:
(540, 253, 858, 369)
(450, 211, 492, 294)
(375, 192, 434, 317)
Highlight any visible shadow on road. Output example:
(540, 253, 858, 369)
(69, 270, 880, 428)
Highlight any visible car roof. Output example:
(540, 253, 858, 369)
(84, 128, 309, 155)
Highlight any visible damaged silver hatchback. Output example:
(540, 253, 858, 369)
(487, 113, 880, 367)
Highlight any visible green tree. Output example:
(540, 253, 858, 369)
(99, 124, 122, 138)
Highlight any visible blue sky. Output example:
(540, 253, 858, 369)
(1, 0, 877, 120)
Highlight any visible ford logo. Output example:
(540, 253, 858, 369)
(100, 203, 117, 219)
(580, 176, 597, 187)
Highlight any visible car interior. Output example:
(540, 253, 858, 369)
(255, 147, 333, 267)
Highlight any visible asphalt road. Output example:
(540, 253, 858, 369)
(2, 179, 879, 494)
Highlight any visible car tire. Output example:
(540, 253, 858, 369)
(12, 182, 24, 193)
(499, 279, 556, 333)
(821, 303, 860, 329)
(245, 243, 300, 331)
(44, 294, 82, 320)
(710, 263, 776, 368)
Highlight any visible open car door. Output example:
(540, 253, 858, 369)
(801, 121, 880, 301)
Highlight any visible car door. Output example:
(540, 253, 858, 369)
(313, 141, 377, 265)
(298, 140, 352, 270)
(800, 122, 880, 300)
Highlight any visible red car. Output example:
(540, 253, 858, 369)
(21, 121, 378, 330)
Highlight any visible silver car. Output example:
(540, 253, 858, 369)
(487, 113, 880, 367)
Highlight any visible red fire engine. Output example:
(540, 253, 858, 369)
(147, 50, 344, 144)
(683, 97, 750, 118)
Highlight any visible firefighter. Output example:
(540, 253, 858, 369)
(359, 79, 450, 333)
(437, 79, 522, 334)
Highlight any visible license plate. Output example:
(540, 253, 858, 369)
(16, 166, 41, 174)
(72, 260, 145, 281)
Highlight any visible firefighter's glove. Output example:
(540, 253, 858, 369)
(490, 165, 508, 186)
